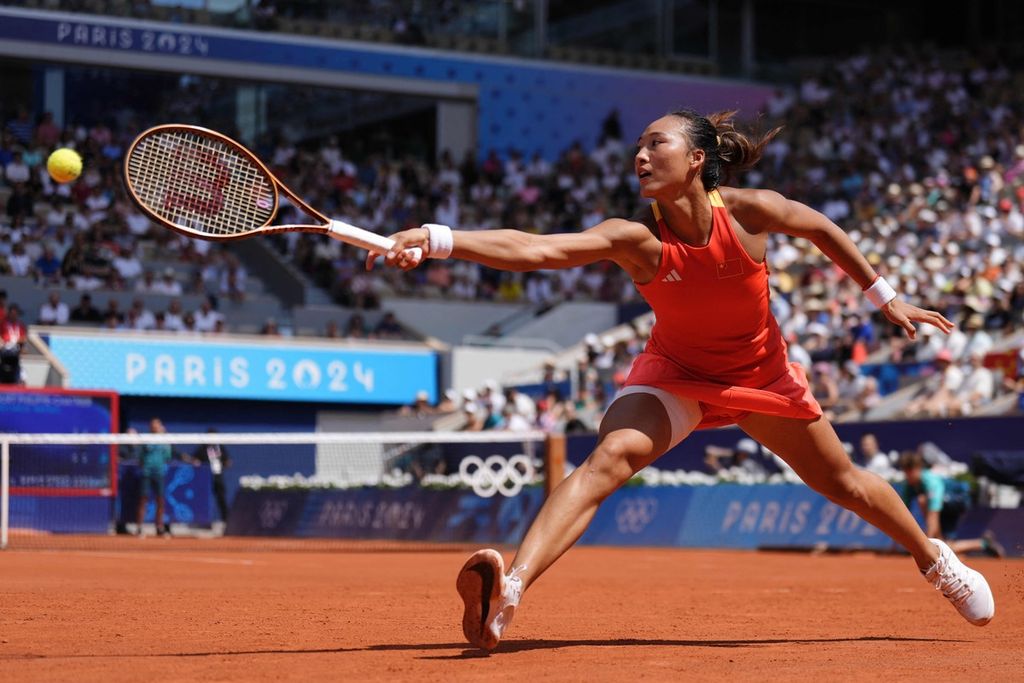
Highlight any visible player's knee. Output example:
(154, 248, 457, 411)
(816, 469, 867, 508)
(579, 440, 639, 497)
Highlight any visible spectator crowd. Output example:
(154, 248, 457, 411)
(268, 47, 1024, 423)
(0, 103, 252, 324)
(259, 49, 1024, 353)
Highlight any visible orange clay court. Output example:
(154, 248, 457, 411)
(1, 544, 1020, 682)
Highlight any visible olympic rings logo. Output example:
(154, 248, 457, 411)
(615, 497, 658, 534)
(458, 454, 535, 498)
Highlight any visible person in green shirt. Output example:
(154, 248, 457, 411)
(899, 451, 1003, 557)
(137, 417, 172, 538)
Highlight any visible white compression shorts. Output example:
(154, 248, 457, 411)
(612, 385, 703, 450)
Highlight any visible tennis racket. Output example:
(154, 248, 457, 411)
(123, 124, 421, 260)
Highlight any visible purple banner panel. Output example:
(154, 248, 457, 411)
(226, 487, 544, 545)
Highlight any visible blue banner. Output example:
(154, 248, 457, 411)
(227, 482, 893, 550)
(581, 486, 696, 546)
(1, 389, 116, 490)
(227, 486, 544, 544)
(578, 484, 892, 550)
(953, 508, 1024, 558)
(673, 484, 889, 550)
(437, 488, 543, 544)
(580, 484, 898, 550)
(300, 488, 435, 541)
(225, 482, 1019, 554)
(117, 463, 212, 526)
(227, 489, 311, 537)
(47, 333, 437, 404)
(9, 496, 112, 534)
(1, 10, 213, 57)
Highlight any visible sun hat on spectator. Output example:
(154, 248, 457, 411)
(806, 322, 830, 338)
(805, 298, 826, 312)
(964, 295, 989, 313)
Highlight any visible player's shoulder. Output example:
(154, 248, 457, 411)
(718, 186, 787, 214)
(718, 186, 789, 231)
(593, 206, 658, 241)
(623, 203, 660, 237)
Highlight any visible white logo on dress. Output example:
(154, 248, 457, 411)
(458, 454, 535, 498)
(661, 269, 682, 283)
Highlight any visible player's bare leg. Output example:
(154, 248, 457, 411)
(509, 393, 688, 589)
(457, 393, 699, 649)
(739, 413, 994, 625)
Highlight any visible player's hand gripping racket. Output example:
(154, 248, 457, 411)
(123, 124, 421, 261)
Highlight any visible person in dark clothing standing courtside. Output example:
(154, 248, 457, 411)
(190, 429, 232, 527)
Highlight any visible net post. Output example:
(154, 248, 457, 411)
(544, 432, 566, 498)
(1, 439, 9, 550)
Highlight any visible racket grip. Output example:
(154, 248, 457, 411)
(328, 219, 423, 261)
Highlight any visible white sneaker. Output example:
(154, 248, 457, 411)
(923, 539, 995, 626)
(456, 549, 524, 651)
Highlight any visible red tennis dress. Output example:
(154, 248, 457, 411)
(624, 190, 822, 429)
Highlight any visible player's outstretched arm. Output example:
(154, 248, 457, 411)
(368, 219, 653, 275)
(723, 186, 954, 340)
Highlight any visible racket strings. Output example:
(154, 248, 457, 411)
(127, 130, 276, 237)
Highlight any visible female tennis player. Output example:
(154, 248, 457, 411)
(371, 110, 996, 650)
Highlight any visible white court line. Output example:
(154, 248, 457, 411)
(34, 550, 260, 566)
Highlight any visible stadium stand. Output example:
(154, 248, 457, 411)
(0, 13, 1021, 425)
(4, 0, 717, 74)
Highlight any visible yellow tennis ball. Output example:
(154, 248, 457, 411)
(47, 148, 83, 184)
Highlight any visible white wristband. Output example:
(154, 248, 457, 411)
(864, 276, 898, 309)
(423, 223, 453, 259)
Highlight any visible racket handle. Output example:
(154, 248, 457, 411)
(328, 220, 423, 261)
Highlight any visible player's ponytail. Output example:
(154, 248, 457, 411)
(669, 109, 781, 188)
